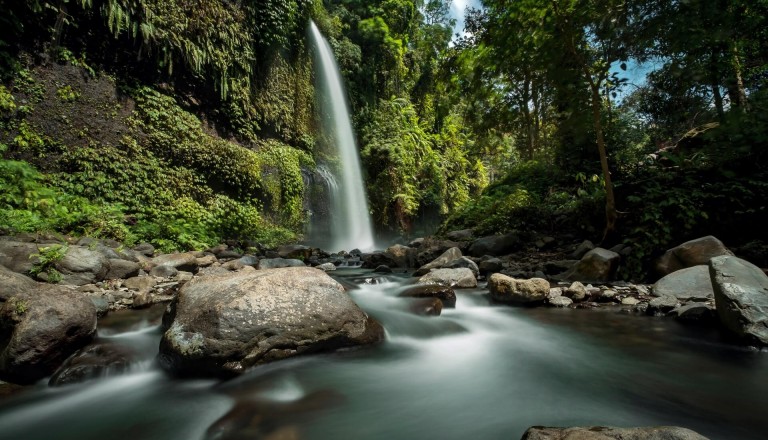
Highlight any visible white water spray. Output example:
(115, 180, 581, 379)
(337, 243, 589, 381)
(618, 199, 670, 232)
(309, 21, 375, 252)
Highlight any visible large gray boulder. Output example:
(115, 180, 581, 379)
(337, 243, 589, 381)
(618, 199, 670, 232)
(105, 258, 141, 280)
(444, 256, 480, 278)
(656, 235, 732, 276)
(415, 239, 463, 266)
(652, 265, 714, 301)
(414, 247, 462, 276)
(521, 426, 709, 440)
(488, 273, 549, 304)
(0, 266, 97, 384)
(256, 258, 306, 269)
(563, 248, 620, 282)
(417, 268, 477, 288)
(710, 255, 768, 345)
(158, 267, 384, 377)
(467, 232, 521, 257)
(151, 252, 198, 273)
(0, 240, 39, 273)
(56, 246, 110, 286)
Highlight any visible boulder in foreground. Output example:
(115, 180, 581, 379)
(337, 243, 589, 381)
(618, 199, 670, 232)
(158, 267, 384, 378)
(521, 426, 709, 440)
(0, 266, 97, 384)
(710, 255, 768, 345)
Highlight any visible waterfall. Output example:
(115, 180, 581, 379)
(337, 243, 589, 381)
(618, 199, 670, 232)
(309, 21, 375, 252)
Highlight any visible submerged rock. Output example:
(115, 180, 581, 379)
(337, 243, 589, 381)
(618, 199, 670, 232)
(399, 284, 457, 308)
(49, 342, 135, 386)
(408, 297, 443, 316)
(710, 255, 768, 345)
(158, 267, 384, 378)
(521, 426, 709, 440)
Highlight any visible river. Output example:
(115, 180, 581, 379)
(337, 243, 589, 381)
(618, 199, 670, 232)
(1, 268, 766, 440)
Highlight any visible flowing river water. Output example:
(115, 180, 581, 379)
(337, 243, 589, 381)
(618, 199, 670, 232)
(1, 268, 767, 440)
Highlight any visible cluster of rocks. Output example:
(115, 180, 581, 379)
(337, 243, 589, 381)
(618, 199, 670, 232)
(367, 232, 768, 348)
(0, 235, 385, 384)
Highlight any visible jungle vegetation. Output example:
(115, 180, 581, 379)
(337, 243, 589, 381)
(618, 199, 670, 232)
(0, 0, 766, 277)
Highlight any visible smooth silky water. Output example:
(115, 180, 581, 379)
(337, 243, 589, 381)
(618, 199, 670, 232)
(1, 270, 767, 440)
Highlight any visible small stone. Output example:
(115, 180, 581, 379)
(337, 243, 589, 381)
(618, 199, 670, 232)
(316, 263, 337, 272)
(564, 281, 587, 301)
(549, 296, 573, 307)
(548, 287, 563, 299)
(621, 297, 640, 305)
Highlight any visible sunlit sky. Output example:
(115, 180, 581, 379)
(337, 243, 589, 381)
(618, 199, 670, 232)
(446, 0, 652, 99)
(449, 0, 481, 39)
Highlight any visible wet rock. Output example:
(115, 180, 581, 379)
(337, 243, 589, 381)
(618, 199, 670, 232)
(151, 252, 198, 273)
(56, 246, 110, 285)
(414, 247, 463, 276)
(399, 284, 457, 308)
(488, 273, 549, 305)
(89, 295, 110, 317)
(257, 258, 306, 270)
(563, 248, 620, 282)
(316, 262, 336, 272)
(49, 342, 135, 386)
(656, 235, 732, 277)
(158, 267, 384, 378)
(408, 297, 443, 316)
(444, 257, 480, 278)
(548, 296, 573, 307)
(417, 268, 477, 288)
(653, 265, 714, 301)
(563, 282, 587, 301)
(105, 258, 140, 280)
(669, 303, 715, 324)
(647, 295, 679, 315)
(710, 255, 768, 345)
(373, 265, 392, 273)
(468, 232, 522, 257)
(408, 237, 424, 248)
(521, 425, 709, 440)
(0, 266, 97, 384)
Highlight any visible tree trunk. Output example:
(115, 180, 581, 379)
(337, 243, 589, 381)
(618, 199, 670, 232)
(590, 83, 617, 241)
(727, 42, 749, 110)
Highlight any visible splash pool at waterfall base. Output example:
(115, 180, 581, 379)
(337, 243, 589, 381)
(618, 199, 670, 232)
(1, 268, 766, 440)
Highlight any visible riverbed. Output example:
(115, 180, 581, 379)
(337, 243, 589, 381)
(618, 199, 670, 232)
(1, 268, 765, 440)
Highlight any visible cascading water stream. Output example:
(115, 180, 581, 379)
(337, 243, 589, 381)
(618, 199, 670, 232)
(309, 21, 375, 252)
